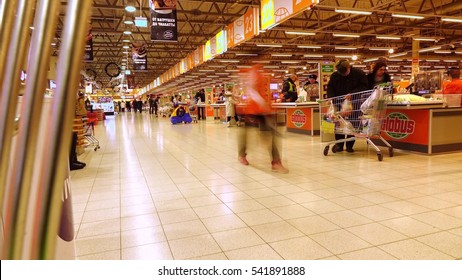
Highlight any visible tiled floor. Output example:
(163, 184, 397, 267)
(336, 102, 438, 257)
(71, 113, 462, 260)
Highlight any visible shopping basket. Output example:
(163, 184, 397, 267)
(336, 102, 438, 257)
(319, 86, 393, 161)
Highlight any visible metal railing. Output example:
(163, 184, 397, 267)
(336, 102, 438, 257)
(0, 0, 92, 259)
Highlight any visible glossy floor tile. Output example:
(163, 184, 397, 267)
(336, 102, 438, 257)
(71, 113, 462, 259)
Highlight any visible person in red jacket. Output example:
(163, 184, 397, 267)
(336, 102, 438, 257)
(237, 65, 288, 173)
(444, 67, 462, 94)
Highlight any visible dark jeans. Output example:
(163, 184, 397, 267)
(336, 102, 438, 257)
(335, 134, 355, 150)
(197, 107, 205, 120)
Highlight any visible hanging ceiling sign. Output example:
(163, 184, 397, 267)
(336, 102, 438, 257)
(132, 42, 148, 70)
(149, 0, 178, 42)
(261, 0, 318, 30)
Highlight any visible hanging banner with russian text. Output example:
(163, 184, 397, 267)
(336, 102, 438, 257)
(149, 0, 178, 42)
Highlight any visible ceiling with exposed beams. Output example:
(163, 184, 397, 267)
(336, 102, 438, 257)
(55, 0, 462, 95)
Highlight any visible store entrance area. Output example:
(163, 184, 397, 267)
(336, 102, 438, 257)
(71, 114, 462, 260)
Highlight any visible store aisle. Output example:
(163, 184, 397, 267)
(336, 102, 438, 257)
(70, 113, 462, 260)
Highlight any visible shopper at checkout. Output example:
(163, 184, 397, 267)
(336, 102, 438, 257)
(280, 74, 298, 102)
(327, 59, 368, 153)
(367, 61, 391, 89)
(444, 67, 462, 94)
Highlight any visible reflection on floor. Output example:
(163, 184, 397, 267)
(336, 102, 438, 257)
(71, 113, 462, 260)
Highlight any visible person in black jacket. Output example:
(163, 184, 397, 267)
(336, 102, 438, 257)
(367, 61, 391, 89)
(194, 89, 206, 120)
(281, 74, 298, 102)
(327, 59, 368, 153)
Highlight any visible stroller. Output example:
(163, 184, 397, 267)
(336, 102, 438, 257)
(170, 105, 193, 124)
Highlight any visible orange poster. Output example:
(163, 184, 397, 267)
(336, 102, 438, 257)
(244, 8, 258, 41)
(380, 109, 429, 145)
(293, 0, 311, 14)
(226, 22, 235, 49)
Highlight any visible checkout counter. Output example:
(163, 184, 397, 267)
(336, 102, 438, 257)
(372, 99, 462, 154)
(272, 102, 320, 136)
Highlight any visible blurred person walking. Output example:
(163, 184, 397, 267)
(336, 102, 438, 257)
(238, 65, 288, 173)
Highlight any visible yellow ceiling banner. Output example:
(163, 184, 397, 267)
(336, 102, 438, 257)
(261, 0, 275, 30)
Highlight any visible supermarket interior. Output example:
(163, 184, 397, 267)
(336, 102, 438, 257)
(1, 0, 462, 260)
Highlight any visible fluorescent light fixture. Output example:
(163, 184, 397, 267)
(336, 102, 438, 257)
(263, 65, 279, 69)
(281, 61, 300, 64)
(335, 9, 372, 15)
(434, 50, 451, 54)
(303, 54, 324, 58)
(225, 69, 239, 72)
(217, 73, 230, 75)
(389, 52, 408, 58)
(123, 39, 130, 42)
(363, 57, 379, 62)
(209, 65, 225, 68)
(198, 69, 213, 72)
(123, 51, 129, 54)
(123, 30, 132, 35)
(251, 60, 271, 63)
(413, 37, 439, 41)
(236, 65, 252, 68)
(335, 55, 353, 58)
(125, 5, 136, 12)
(123, 45, 130, 49)
(218, 59, 240, 63)
(443, 60, 458, 62)
(392, 13, 424, 20)
(335, 46, 357, 50)
(425, 59, 440, 62)
(376, 35, 401, 40)
(134, 17, 148, 28)
(124, 20, 134, 25)
(418, 46, 442, 53)
(125, 70, 131, 74)
(273, 69, 289, 72)
(434, 66, 447, 68)
(297, 45, 322, 49)
(235, 53, 259, 56)
(51, 42, 57, 46)
(271, 53, 292, 57)
(333, 33, 360, 38)
(369, 47, 391, 51)
(256, 44, 283, 48)
(285, 30, 316, 36)
(442, 18, 462, 23)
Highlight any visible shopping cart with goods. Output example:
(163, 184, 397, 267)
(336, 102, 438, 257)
(319, 86, 393, 161)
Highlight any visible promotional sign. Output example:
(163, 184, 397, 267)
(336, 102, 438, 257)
(132, 42, 148, 70)
(261, 0, 275, 30)
(289, 109, 307, 128)
(321, 63, 334, 97)
(244, 7, 259, 41)
(204, 40, 212, 61)
(150, 0, 178, 42)
(261, 0, 318, 30)
(126, 75, 136, 89)
(226, 22, 235, 49)
(380, 109, 429, 145)
(215, 30, 227, 56)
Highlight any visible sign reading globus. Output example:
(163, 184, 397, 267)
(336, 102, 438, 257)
(291, 109, 306, 128)
(381, 112, 416, 139)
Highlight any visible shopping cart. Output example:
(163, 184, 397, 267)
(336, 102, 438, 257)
(319, 86, 393, 161)
(83, 117, 100, 151)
